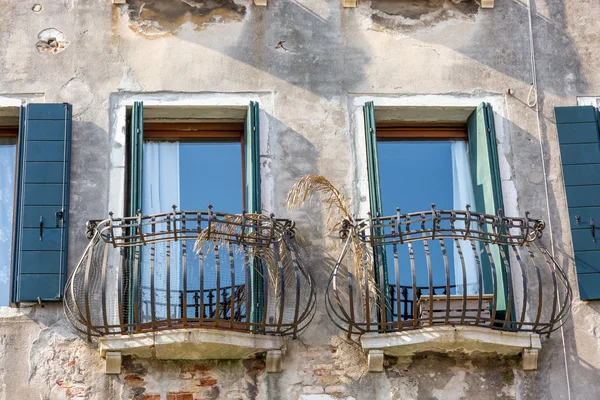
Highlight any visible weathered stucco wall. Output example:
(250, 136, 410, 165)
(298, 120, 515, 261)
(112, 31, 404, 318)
(0, 0, 598, 398)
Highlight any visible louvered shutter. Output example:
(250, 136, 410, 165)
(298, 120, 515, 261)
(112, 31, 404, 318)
(11, 103, 72, 304)
(555, 106, 600, 300)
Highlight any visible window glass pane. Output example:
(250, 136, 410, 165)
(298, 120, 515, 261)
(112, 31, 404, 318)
(140, 141, 244, 322)
(377, 140, 478, 319)
(0, 138, 16, 307)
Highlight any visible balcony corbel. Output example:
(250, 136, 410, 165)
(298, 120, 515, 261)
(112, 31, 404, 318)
(341, 0, 494, 8)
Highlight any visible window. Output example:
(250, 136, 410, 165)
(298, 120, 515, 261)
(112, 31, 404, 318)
(125, 101, 261, 325)
(0, 129, 17, 306)
(363, 101, 508, 321)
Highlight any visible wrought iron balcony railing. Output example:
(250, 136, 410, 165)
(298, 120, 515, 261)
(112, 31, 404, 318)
(326, 206, 572, 337)
(65, 209, 316, 341)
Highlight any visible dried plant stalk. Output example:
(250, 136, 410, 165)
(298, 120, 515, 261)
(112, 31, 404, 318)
(286, 174, 380, 315)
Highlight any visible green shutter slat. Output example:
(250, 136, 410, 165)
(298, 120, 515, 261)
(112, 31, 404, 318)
(560, 143, 600, 165)
(468, 103, 507, 312)
(577, 273, 600, 301)
(556, 105, 600, 300)
(23, 184, 64, 205)
(21, 206, 65, 228)
(571, 230, 600, 252)
(555, 106, 597, 124)
(565, 186, 600, 207)
(557, 123, 599, 144)
(11, 103, 72, 304)
(574, 252, 600, 274)
(25, 120, 71, 140)
(24, 162, 65, 183)
(562, 164, 600, 186)
(19, 275, 62, 301)
(20, 252, 62, 273)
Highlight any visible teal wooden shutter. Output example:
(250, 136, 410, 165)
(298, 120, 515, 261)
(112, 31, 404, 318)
(129, 102, 143, 218)
(555, 106, 600, 300)
(11, 103, 72, 304)
(245, 101, 261, 214)
(363, 101, 391, 324)
(467, 103, 507, 312)
(245, 101, 263, 325)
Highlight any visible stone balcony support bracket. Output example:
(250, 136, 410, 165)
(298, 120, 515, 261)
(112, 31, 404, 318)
(361, 326, 542, 371)
(341, 0, 493, 7)
(99, 328, 284, 374)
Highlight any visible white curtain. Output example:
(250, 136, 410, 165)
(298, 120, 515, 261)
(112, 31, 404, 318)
(451, 141, 478, 295)
(141, 142, 181, 320)
(0, 141, 16, 307)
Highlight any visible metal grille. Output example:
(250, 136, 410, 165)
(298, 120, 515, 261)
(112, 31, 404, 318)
(64, 210, 316, 341)
(326, 207, 572, 337)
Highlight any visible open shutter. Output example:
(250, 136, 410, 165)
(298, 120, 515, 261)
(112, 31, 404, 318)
(11, 103, 72, 304)
(467, 103, 507, 312)
(129, 102, 143, 218)
(364, 102, 383, 218)
(363, 101, 391, 325)
(245, 102, 263, 325)
(245, 101, 261, 214)
(555, 106, 600, 300)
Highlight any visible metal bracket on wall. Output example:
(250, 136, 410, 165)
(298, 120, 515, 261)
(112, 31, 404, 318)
(85, 220, 102, 240)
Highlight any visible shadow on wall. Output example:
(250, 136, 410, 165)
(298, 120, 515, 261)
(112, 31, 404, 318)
(123, 0, 370, 100)
(122, 0, 585, 99)
(371, 0, 587, 97)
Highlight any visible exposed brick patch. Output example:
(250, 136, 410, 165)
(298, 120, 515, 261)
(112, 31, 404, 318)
(181, 364, 212, 373)
(325, 385, 346, 395)
(200, 378, 218, 386)
(122, 356, 149, 375)
(167, 394, 193, 400)
(124, 374, 145, 388)
(141, 395, 161, 400)
(302, 386, 325, 394)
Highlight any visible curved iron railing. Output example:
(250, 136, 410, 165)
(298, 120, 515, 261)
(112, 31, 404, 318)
(65, 209, 316, 341)
(327, 206, 572, 337)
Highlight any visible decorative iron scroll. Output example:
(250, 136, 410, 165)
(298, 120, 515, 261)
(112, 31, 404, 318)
(64, 210, 315, 342)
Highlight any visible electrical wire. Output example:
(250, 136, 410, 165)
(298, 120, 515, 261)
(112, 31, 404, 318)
(526, 0, 571, 398)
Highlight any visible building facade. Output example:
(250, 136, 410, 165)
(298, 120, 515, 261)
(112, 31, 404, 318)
(0, 0, 598, 399)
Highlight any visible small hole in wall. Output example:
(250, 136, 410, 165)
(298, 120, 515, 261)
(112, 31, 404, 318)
(32, 4, 42, 12)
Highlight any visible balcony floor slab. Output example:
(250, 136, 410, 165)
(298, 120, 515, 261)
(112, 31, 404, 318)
(361, 326, 542, 359)
(99, 328, 284, 360)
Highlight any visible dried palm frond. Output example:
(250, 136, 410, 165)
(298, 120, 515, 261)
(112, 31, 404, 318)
(286, 175, 380, 315)
(287, 175, 352, 234)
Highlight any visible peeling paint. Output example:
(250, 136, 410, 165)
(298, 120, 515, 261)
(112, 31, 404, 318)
(126, 0, 246, 37)
(370, 0, 478, 32)
(36, 28, 70, 54)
